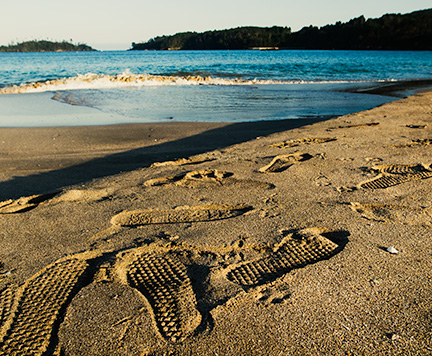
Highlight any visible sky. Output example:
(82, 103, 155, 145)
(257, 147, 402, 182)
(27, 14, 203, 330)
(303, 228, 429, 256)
(1, 0, 431, 50)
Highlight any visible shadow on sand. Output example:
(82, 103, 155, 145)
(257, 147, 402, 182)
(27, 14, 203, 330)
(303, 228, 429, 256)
(0, 117, 329, 200)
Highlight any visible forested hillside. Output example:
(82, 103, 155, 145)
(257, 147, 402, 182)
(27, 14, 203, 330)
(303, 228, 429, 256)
(131, 9, 432, 50)
(0, 40, 95, 52)
(132, 26, 291, 50)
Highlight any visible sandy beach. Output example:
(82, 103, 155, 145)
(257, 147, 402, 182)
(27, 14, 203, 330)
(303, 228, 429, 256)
(1, 90, 431, 355)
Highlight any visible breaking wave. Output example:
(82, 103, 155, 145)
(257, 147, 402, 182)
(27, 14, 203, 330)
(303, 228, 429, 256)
(0, 72, 288, 94)
(0, 72, 396, 94)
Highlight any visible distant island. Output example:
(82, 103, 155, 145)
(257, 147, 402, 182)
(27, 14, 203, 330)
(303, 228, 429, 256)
(0, 40, 96, 52)
(131, 9, 432, 51)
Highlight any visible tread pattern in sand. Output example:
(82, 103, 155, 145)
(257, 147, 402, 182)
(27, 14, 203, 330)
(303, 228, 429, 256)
(0, 192, 59, 214)
(227, 229, 340, 286)
(0, 288, 14, 329)
(359, 164, 432, 189)
(111, 204, 251, 227)
(270, 137, 336, 148)
(127, 253, 201, 342)
(259, 153, 313, 173)
(151, 156, 215, 168)
(0, 258, 89, 355)
(144, 169, 232, 187)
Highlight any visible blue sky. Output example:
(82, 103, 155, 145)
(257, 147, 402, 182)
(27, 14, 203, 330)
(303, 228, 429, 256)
(1, 0, 431, 50)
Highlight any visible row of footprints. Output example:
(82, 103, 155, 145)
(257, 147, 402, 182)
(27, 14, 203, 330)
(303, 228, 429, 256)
(4, 135, 426, 352)
(2, 133, 431, 216)
(0, 229, 345, 352)
(0, 137, 332, 214)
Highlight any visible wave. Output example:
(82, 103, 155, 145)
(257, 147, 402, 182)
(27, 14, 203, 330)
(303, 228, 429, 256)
(0, 73, 281, 94)
(0, 72, 398, 94)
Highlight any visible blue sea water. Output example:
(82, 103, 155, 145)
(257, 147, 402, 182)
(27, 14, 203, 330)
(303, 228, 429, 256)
(0, 50, 431, 127)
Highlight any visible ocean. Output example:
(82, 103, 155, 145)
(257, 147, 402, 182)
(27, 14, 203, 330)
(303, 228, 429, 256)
(0, 50, 431, 127)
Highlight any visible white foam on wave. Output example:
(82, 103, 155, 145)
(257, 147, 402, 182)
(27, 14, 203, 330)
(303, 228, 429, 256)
(0, 73, 287, 94)
(0, 72, 398, 94)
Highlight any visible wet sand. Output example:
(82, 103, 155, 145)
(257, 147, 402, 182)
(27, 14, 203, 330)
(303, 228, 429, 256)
(1, 90, 432, 355)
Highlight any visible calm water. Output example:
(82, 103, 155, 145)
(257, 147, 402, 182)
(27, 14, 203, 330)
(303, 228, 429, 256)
(0, 50, 431, 126)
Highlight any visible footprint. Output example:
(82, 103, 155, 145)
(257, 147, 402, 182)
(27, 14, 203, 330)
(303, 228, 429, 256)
(349, 202, 432, 225)
(0, 192, 59, 214)
(151, 156, 215, 168)
(0, 255, 92, 355)
(226, 228, 347, 287)
(394, 138, 432, 147)
(0, 189, 114, 214)
(111, 204, 252, 227)
(259, 153, 313, 173)
(144, 169, 232, 187)
(144, 170, 274, 190)
(125, 253, 201, 342)
(270, 137, 336, 148)
(358, 164, 432, 189)
(52, 188, 114, 203)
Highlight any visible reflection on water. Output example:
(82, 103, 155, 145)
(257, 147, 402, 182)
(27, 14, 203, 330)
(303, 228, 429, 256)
(48, 83, 395, 124)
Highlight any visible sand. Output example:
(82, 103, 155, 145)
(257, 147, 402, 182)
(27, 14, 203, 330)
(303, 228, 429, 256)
(0, 90, 432, 355)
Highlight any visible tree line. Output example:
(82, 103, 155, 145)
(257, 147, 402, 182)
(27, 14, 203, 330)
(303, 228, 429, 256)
(131, 9, 432, 51)
(0, 40, 95, 52)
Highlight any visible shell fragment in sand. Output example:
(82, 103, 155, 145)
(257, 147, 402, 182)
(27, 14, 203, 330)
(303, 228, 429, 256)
(386, 246, 399, 254)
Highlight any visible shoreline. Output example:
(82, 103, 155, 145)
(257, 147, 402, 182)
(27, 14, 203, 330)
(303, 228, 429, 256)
(341, 78, 432, 97)
(0, 78, 430, 128)
(1, 90, 431, 355)
(1, 80, 430, 192)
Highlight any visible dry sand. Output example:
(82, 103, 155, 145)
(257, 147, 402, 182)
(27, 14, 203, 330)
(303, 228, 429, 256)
(0, 90, 432, 355)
